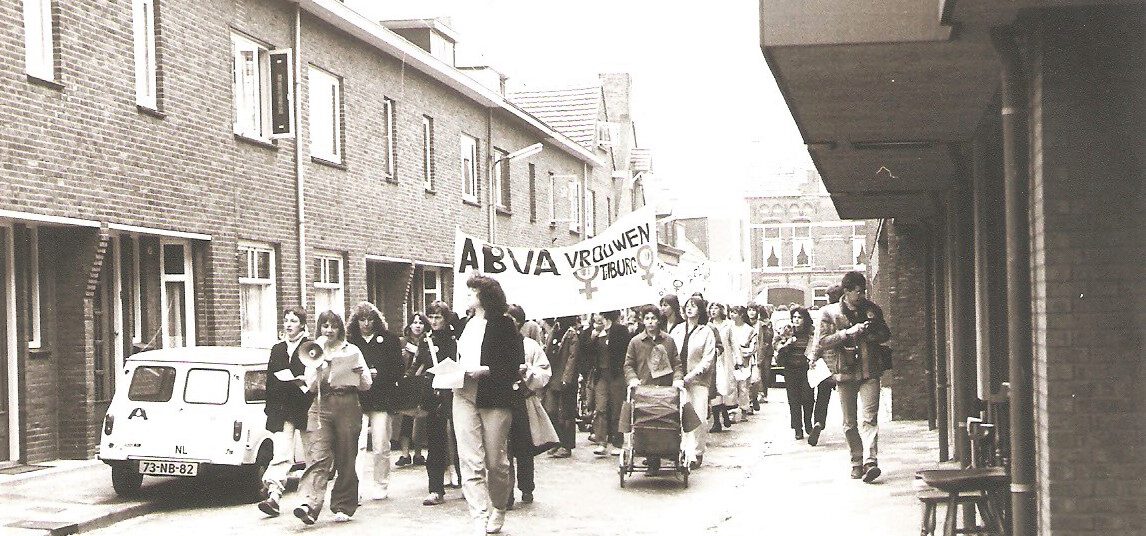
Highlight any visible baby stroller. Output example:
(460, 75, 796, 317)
(618, 385, 689, 488)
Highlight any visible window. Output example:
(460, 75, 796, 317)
(421, 267, 442, 313)
(763, 224, 781, 268)
(493, 148, 510, 209)
(24, 227, 40, 348)
(568, 178, 581, 233)
(127, 366, 176, 402)
(382, 98, 396, 180)
(548, 172, 557, 223)
(160, 240, 195, 348)
(308, 65, 342, 163)
(133, 0, 158, 108)
(586, 190, 597, 236)
(244, 370, 267, 402)
(422, 115, 434, 190)
(184, 368, 230, 405)
(238, 244, 276, 348)
(460, 134, 478, 202)
(528, 164, 537, 223)
(22, 0, 54, 81)
(813, 286, 829, 308)
(232, 33, 271, 139)
(313, 254, 343, 316)
(597, 122, 620, 148)
(793, 223, 813, 267)
(853, 225, 868, 268)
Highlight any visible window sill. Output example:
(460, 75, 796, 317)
(496, 206, 512, 217)
(234, 133, 279, 150)
(137, 104, 166, 119)
(462, 198, 481, 208)
(311, 156, 347, 170)
(26, 74, 64, 91)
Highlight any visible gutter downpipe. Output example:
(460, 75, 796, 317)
(581, 162, 589, 240)
(487, 108, 495, 241)
(931, 209, 950, 460)
(992, 26, 1037, 536)
(294, 4, 307, 309)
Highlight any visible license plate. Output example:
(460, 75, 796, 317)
(138, 460, 199, 476)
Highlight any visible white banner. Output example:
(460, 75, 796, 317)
(452, 206, 660, 319)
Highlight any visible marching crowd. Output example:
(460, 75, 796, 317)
(253, 271, 892, 534)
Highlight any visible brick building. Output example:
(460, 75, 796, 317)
(761, 1, 1144, 533)
(746, 168, 873, 308)
(1, 0, 604, 463)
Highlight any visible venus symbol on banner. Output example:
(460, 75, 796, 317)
(574, 265, 600, 299)
(637, 244, 655, 285)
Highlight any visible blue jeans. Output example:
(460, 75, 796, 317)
(837, 377, 880, 467)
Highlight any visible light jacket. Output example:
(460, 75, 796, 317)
(670, 321, 716, 388)
(623, 330, 681, 386)
(811, 299, 891, 382)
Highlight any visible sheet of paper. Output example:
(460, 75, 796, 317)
(428, 358, 465, 389)
(273, 369, 296, 382)
(808, 358, 832, 387)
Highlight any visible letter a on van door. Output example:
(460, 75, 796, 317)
(128, 407, 149, 420)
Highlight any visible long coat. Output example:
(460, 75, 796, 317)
(265, 338, 314, 432)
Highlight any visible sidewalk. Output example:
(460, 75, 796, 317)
(704, 387, 941, 535)
(0, 459, 153, 536)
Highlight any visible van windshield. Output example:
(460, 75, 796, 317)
(184, 368, 230, 405)
(128, 366, 176, 402)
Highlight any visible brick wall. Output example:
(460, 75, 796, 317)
(1027, 7, 1145, 534)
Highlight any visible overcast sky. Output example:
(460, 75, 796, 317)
(345, 0, 809, 214)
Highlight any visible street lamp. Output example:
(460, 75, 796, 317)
(488, 143, 544, 239)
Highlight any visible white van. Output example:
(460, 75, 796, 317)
(98, 346, 278, 500)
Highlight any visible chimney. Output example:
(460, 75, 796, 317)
(381, 18, 458, 66)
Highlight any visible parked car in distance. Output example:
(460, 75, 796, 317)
(99, 346, 279, 501)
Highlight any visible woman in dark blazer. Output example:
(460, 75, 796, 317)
(258, 306, 313, 518)
(453, 274, 524, 535)
(347, 301, 403, 501)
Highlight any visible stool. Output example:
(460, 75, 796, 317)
(917, 467, 1009, 536)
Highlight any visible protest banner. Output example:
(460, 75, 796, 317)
(452, 206, 659, 319)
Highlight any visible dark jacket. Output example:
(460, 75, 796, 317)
(813, 299, 891, 382)
(549, 325, 579, 390)
(605, 323, 633, 377)
(352, 330, 403, 412)
(265, 338, 313, 432)
(474, 314, 526, 409)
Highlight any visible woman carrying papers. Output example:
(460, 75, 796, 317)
(422, 300, 461, 506)
(624, 304, 682, 474)
(257, 307, 312, 518)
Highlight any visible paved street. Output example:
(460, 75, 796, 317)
(79, 389, 936, 536)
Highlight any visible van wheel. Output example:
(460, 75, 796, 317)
(111, 464, 143, 498)
(239, 441, 274, 503)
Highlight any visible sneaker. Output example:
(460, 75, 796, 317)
(332, 511, 352, 523)
(807, 423, 823, 446)
(293, 505, 317, 525)
(544, 447, 559, 456)
(610, 447, 622, 456)
(592, 444, 608, 456)
(396, 455, 412, 467)
(363, 486, 389, 501)
(795, 431, 805, 440)
(551, 447, 572, 459)
(413, 454, 426, 466)
(257, 496, 280, 517)
(862, 463, 882, 483)
(521, 492, 533, 504)
(423, 492, 445, 506)
(850, 466, 864, 479)
(486, 508, 506, 533)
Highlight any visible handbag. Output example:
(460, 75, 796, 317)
(525, 395, 561, 452)
(395, 375, 432, 417)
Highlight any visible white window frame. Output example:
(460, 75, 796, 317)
(793, 233, 814, 268)
(25, 227, 40, 349)
(232, 32, 271, 140)
(313, 253, 344, 317)
(382, 97, 396, 180)
(421, 267, 442, 313)
(133, 0, 158, 109)
(492, 148, 509, 209)
(308, 65, 342, 163)
(159, 239, 195, 348)
(22, 0, 54, 81)
(813, 286, 829, 308)
(422, 115, 435, 191)
(238, 243, 277, 348)
(568, 178, 582, 233)
(460, 134, 478, 202)
(763, 224, 782, 269)
(853, 235, 868, 269)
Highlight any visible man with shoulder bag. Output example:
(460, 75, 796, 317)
(809, 272, 891, 483)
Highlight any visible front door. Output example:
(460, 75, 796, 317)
(93, 257, 116, 404)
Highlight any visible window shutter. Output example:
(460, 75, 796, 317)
(269, 49, 294, 138)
